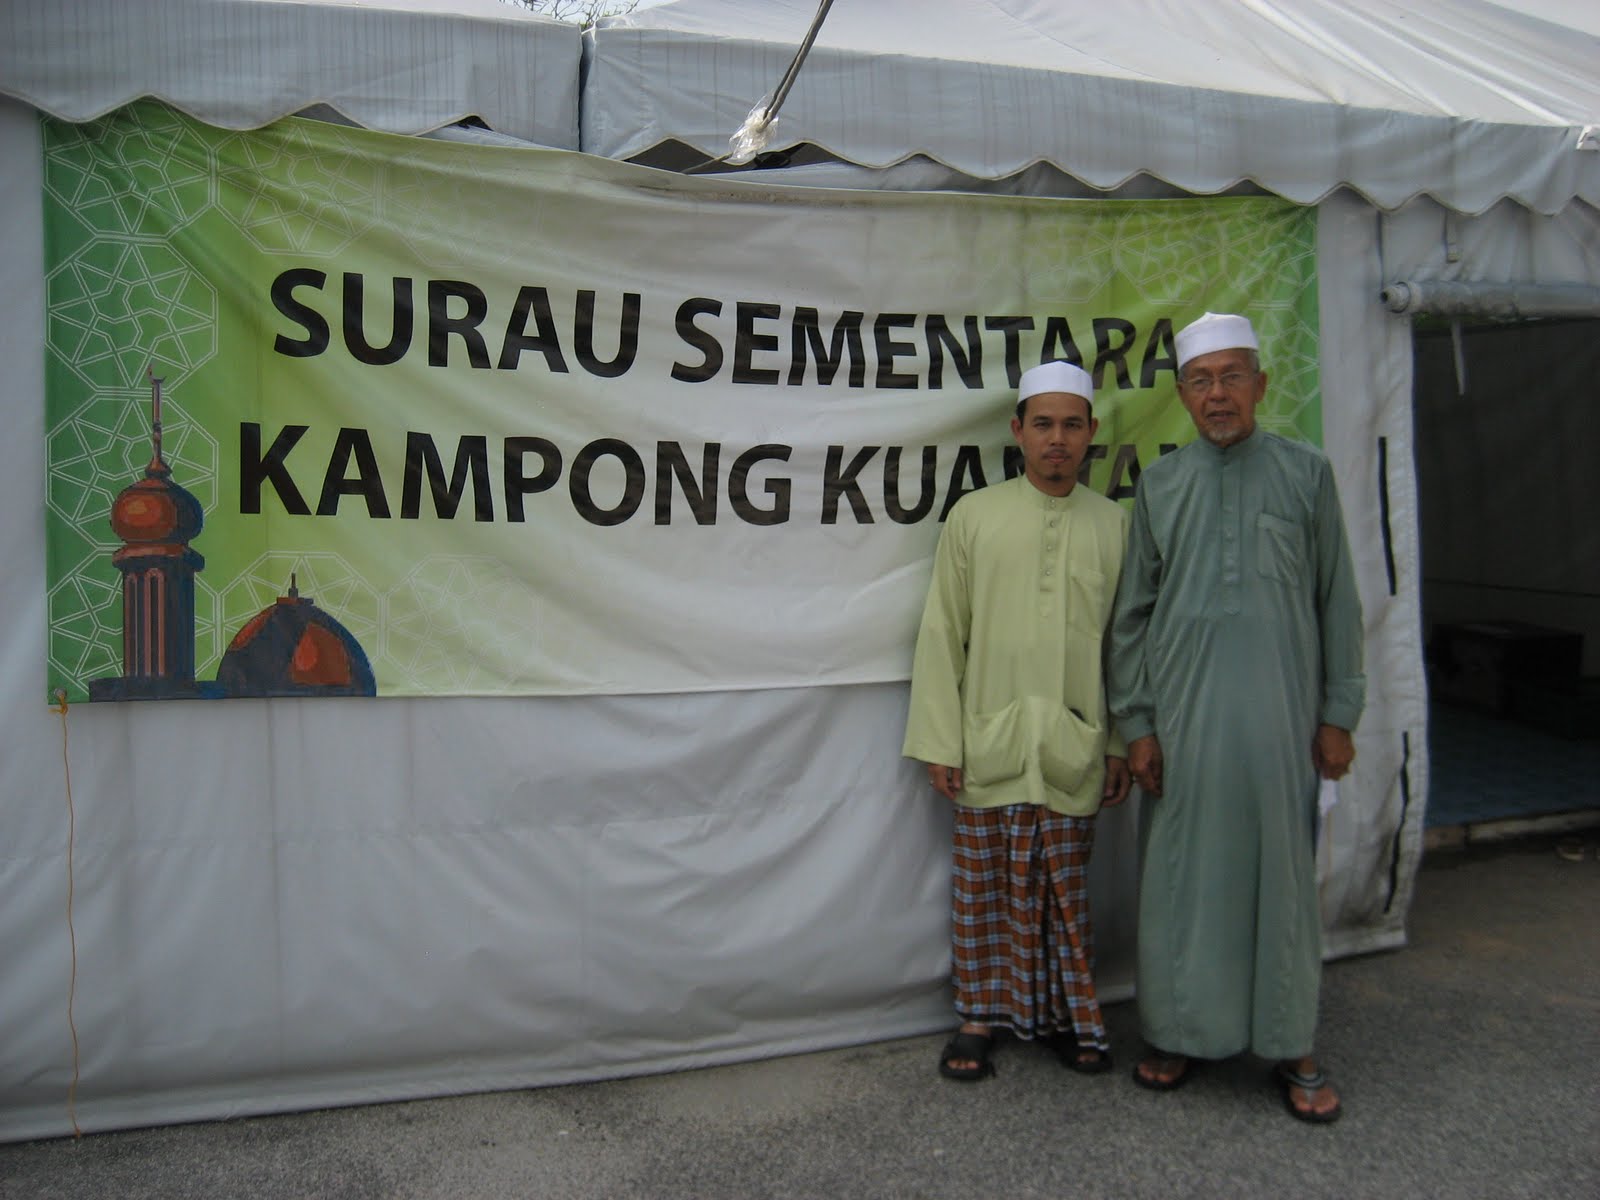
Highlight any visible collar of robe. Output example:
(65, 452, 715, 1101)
(1195, 427, 1266, 461)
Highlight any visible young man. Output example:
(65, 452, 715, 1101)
(904, 360, 1130, 1080)
(1107, 312, 1365, 1123)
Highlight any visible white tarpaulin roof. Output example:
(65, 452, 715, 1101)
(0, 0, 582, 148)
(583, 0, 1600, 214)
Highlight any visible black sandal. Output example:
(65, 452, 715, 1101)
(1276, 1062, 1343, 1124)
(938, 1030, 996, 1081)
(1050, 1035, 1113, 1074)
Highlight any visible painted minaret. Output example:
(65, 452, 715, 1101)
(90, 371, 204, 699)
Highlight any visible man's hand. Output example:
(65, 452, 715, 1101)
(1102, 756, 1131, 806)
(926, 763, 963, 801)
(1312, 724, 1355, 781)
(1128, 735, 1163, 798)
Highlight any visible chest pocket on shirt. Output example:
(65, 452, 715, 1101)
(1065, 564, 1109, 636)
(1256, 511, 1305, 584)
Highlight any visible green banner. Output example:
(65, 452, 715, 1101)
(42, 102, 1319, 702)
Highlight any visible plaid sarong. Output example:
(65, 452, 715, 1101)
(950, 803, 1107, 1048)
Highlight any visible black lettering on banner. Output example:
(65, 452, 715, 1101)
(939, 445, 988, 520)
(729, 444, 793, 525)
(732, 303, 782, 385)
(1105, 443, 1144, 500)
(1079, 444, 1107, 488)
(926, 316, 983, 389)
(569, 438, 645, 526)
(575, 290, 641, 378)
(427, 280, 491, 369)
(498, 287, 571, 373)
(985, 316, 1035, 388)
(873, 315, 918, 389)
(1003, 445, 1024, 480)
(822, 445, 880, 524)
(671, 297, 724, 383)
(503, 437, 563, 522)
(1038, 316, 1084, 368)
(1092, 317, 1136, 389)
(271, 268, 330, 358)
(883, 446, 938, 524)
(239, 422, 311, 514)
(402, 433, 494, 520)
(655, 441, 720, 525)
(789, 309, 866, 386)
(317, 428, 391, 517)
(343, 273, 413, 366)
(1140, 318, 1178, 387)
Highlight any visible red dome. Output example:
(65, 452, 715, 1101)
(110, 471, 204, 543)
(217, 581, 376, 697)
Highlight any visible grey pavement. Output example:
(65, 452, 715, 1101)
(3, 834, 1597, 1200)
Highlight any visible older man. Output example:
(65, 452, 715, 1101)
(1107, 312, 1364, 1122)
(904, 360, 1130, 1082)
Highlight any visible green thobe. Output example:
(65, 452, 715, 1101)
(903, 475, 1128, 816)
(1108, 431, 1364, 1059)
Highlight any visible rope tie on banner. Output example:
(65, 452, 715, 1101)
(54, 688, 83, 1139)
(688, 0, 837, 173)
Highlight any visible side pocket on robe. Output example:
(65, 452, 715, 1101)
(963, 702, 1026, 787)
(1037, 701, 1098, 794)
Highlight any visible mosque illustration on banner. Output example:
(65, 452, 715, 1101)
(88, 375, 376, 701)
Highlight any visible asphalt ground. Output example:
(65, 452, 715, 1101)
(3, 833, 1596, 1200)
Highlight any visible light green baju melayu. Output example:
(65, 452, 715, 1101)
(903, 475, 1129, 815)
(1108, 431, 1364, 1059)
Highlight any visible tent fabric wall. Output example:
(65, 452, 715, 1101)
(0, 0, 582, 148)
(583, 0, 1600, 214)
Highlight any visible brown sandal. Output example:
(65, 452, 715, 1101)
(1132, 1053, 1193, 1091)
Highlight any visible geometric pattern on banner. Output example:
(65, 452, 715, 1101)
(383, 556, 545, 694)
(214, 122, 379, 258)
(45, 238, 217, 392)
(40, 104, 215, 245)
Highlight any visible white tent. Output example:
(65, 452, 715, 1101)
(584, 0, 1600, 214)
(1, 0, 581, 146)
(3, 0, 1597, 1143)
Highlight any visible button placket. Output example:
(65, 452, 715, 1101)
(1221, 461, 1241, 613)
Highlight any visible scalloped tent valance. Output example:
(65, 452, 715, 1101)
(0, 0, 582, 148)
(583, 0, 1600, 215)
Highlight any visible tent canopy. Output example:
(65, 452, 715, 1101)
(583, 0, 1600, 214)
(0, 0, 582, 147)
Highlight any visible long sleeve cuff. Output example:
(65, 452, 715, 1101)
(1115, 711, 1155, 744)
(1321, 677, 1365, 732)
(1319, 700, 1362, 732)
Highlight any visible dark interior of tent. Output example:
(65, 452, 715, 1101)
(1413, 317, 1600, 826)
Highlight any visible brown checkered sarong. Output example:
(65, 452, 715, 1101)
(950, 803, 1107, 1047)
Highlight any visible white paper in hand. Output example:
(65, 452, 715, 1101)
(1318, 777, 1340, 817)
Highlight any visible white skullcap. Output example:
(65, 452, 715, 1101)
(1018, 360, 1094, 404)
(1175, 312, 1258, 370)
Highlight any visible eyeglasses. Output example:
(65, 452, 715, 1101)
(1179, 370, 1257, 392)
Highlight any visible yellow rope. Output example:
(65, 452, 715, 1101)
(54, 689, 83, 1139)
